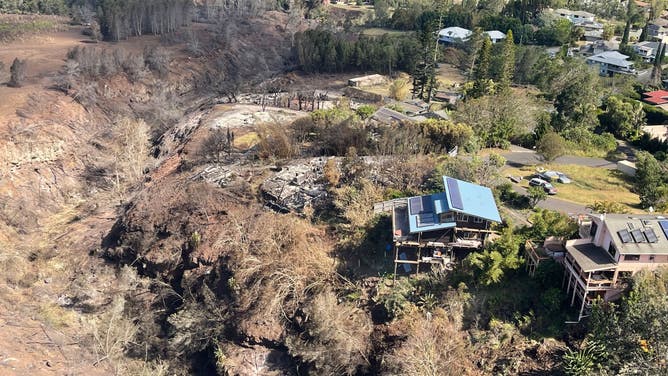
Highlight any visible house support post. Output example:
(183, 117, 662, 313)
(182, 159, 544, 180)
(393, 244, 399, 282)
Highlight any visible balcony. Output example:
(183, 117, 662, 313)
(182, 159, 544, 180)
(564, 242, 622, 291)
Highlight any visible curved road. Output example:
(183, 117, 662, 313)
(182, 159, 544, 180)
(501, 145, 617, 169)
(499, 145, 622, 215)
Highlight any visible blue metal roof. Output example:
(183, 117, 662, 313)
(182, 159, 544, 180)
(405, 176, 501, 234)
(407, 192, 455, 233)
(442, 176, 501, 223)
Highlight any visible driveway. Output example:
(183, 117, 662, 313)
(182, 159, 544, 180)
(501, 146, 617, 169)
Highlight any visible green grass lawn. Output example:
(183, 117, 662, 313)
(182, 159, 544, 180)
(503, 164, 643, 213)
(360, 28, 412, 37)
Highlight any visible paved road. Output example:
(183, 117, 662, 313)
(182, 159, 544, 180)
(510, 183, 588, 215)
(499, 145, 611, 215)
(501, 145, 617, 169)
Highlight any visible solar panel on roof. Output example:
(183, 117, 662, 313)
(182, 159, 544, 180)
(421, 195, 434, 213)
(618, 229, 633, 243)
(660, 220, 668, 240)
(409, 197, 422, 215)
(644, 228, 659, 243)
(417, 213, 435, 227)
(446, 177, 464, 210)
(630, 228, 646, 243)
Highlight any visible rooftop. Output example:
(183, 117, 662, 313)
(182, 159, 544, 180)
(484, 30, 506, 40)
(443, 176, 501, 223)
(438, 27, 472, 40)
(566, 241, 617, 272)
(642, 90, 668, 105)
(404, 176, 501, 234)
(650, 18, 668, 27)
(586, 51, 634, 68)
(635, 41, 661, 50)
(600, 214, 668, 255)
(372, 107, 412, 124)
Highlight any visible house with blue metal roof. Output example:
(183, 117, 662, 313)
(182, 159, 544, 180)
(405, 176, 501, 236)
(373, 176, 502, 278)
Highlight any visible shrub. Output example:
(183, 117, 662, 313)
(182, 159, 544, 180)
(389, 77, 410, 100)
(385, 311, 474, 375)
(355, 104, 376, 120)
(323, 158, 341, 187)
(8, 58, 27, 87)
(587, 200, 629, 214)
(144, 46, 170, 77)
(257, 123, 298, 159)
(287, 290, 372, 375)
(536, 131, 566, 162)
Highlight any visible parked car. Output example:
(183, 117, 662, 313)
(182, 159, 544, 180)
(537, 171, 558, 181)
(538, 170, 571, 184)
(556, 172, 571, 184)
(542, 182, 558, 195)
(528, 178, 557, 195)
(529, 178, 547, 187)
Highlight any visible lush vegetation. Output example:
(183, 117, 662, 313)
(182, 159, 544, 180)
(0, 0, 68, 14)
(575, 269, 668, 375)
(294, 29, 419, 74)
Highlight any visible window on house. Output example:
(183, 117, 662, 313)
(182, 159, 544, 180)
(457, 213, 469, 222)
(440, 212, 455, 222)
(649, 255, 655, 262)
(608, 244, 616, 259)
(624, 255, 640, 261)
(473, 217, 483, 223)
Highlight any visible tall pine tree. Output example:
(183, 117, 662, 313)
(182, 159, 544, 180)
(470, 36, 493, 98)
(411, 13, 439, 101)
(497, 30, 515, 92)
(651, 42, 665, 87)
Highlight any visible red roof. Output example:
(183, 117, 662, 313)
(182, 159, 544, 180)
(643, 90, 668, 105)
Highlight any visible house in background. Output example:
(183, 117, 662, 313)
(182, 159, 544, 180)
(374, 176, 501, 278)
(648, 18, 668, 41)
(438, 28, 507, 44)
(348, 74, 385, 88)
(565, 213, 668, 320)
(633, 41, 665, 62)
(586, 51, 636, 76)
(554, 8, 596, 23)
(438, 27, 473, 44)
(484, 30, 506, 43)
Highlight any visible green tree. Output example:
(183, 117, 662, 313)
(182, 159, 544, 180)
(634, 151, 666, 209)
(651, 42, 666, 87)
(411, 13, 439, 101)
(602, 24, 615, 41)
(497, 29, 515, 91)
(470, 36, 493, 97)
(536, 131, 566, 162)
(588, 269, 668, 374)
(526, 186, 547, 207)
(374, 0, 389, 22)
(600, 96, 646, 140)
(586, 200, 629, 214)
(466, 224, 523, 286)
(455, 93, 539, 148)
(525, 208, 578, 239)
